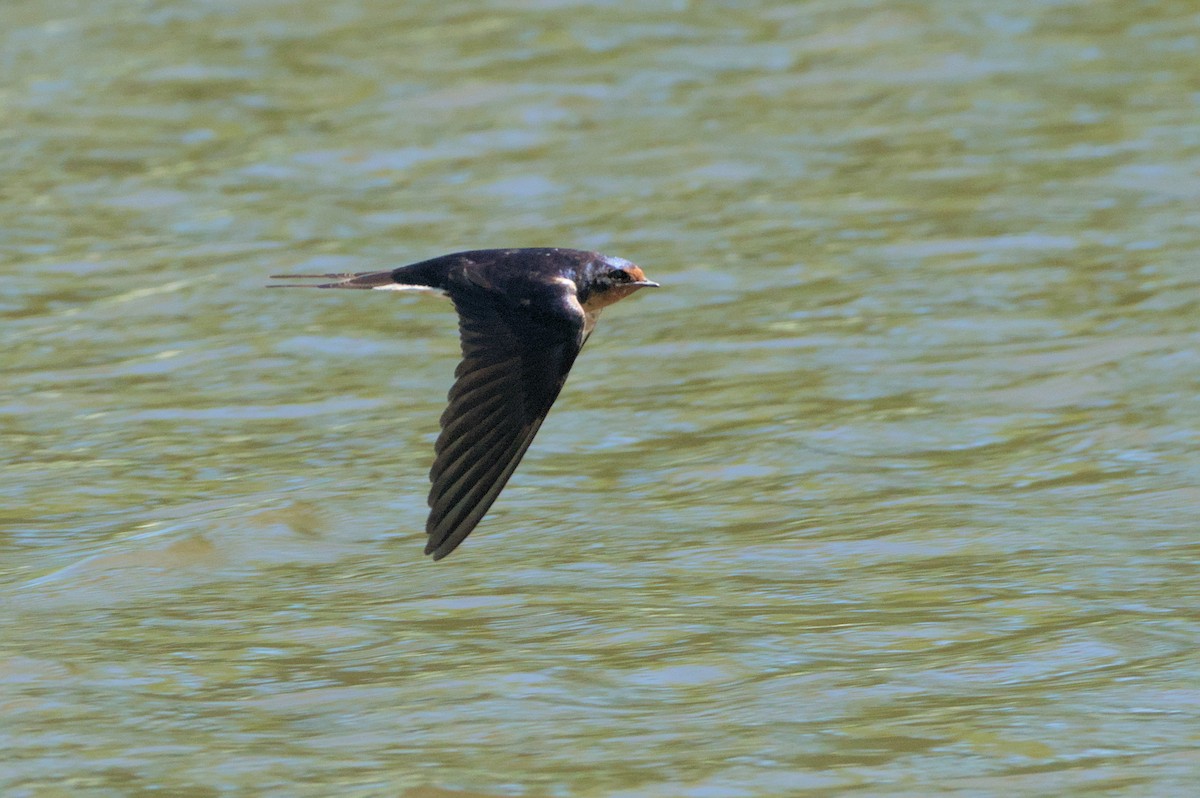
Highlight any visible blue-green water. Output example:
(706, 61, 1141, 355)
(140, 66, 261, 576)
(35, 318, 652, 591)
(3, 1, 1198, 795)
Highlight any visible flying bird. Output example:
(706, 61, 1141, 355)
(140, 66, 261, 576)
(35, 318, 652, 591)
(270, 247, 659, 560)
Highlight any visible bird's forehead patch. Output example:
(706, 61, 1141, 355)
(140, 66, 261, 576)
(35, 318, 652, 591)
(599, 255, 647, 282)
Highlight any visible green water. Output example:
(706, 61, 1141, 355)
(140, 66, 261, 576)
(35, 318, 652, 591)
(3, 1, 1198, 795)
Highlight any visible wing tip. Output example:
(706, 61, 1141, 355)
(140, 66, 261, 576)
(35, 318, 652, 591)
(424, 536, 460, 561)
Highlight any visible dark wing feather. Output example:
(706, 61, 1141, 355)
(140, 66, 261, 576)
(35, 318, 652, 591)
(425, 280, 587, 559)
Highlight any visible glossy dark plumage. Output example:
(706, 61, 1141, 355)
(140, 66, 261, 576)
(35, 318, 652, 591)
(270, 247, 658, 560)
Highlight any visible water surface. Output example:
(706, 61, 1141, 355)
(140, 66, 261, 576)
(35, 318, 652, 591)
(3, 1, 1198, 795)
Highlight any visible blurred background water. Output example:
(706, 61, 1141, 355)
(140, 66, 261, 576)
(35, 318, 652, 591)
(2, 1, 1198, 795)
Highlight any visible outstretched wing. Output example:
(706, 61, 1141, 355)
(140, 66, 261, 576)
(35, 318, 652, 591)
(425, 279, 588, 560)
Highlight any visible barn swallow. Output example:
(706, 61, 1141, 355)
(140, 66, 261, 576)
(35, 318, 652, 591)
(270, 247, 659, 560)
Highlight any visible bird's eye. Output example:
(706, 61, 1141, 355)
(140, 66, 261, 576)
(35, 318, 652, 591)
(607, 269, 631, 282)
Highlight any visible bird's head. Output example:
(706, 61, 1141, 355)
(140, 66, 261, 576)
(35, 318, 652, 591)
(577, 255, 660, 311)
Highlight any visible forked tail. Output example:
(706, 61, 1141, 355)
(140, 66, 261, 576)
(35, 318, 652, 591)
(267, 271, 399, 289)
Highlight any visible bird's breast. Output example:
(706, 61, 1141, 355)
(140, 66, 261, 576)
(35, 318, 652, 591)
(582, 308, 601, 335)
